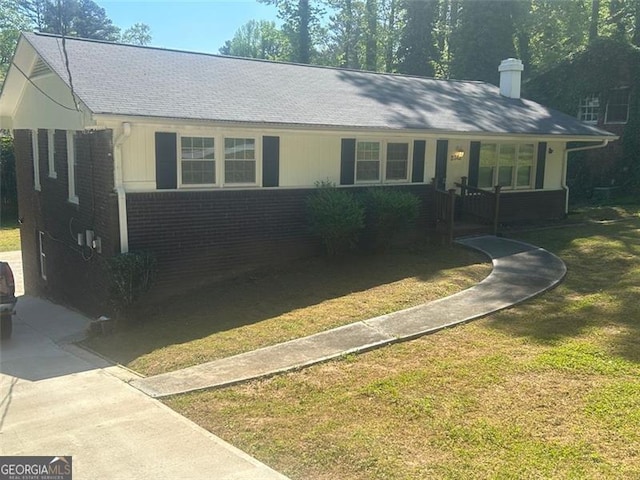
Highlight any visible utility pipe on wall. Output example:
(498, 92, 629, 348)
(114, 122, 131, 253)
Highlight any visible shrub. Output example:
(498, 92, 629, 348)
(1, 136, 17, 211)
(107, 251, 157, 319)
(307, 181, 365, 257)
(365, 188, 421, 250)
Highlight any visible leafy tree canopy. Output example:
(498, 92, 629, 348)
(219, 19, 291, 60)
(121, 22, 152, 46)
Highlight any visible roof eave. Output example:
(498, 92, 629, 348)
(90, 113, 619, 142)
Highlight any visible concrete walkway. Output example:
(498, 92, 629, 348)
(0, 296, 289, 480)
(133, 236, 567, 398)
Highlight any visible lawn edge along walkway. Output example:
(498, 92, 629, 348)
(131, 236, 567, 398)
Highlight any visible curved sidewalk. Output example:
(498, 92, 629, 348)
(132, 236, 567, 398)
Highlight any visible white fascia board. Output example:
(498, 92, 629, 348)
(91, 114, 618, 143)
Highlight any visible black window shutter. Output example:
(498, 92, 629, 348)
(535, 142, 547, 190)
(468, 141, 481, 188)
(262, 136, 280, 187)
(435, 139, 448, 189)
(340, 138, 356, 185)
(155, 132, 177, 189)
(411, 140, 426, 183)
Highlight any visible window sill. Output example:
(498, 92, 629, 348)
(180, 184, 218, 189)
(223, 183, 259, 188)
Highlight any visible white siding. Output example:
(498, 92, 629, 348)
(279, 134, 341, 186)
(120, 124, 156, 190)
(114, 123, 434, 191)
(544, 141, 565, 190)
(100, 117, 569, 194)
(12, 72, 88, 131)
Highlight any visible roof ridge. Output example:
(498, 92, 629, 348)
(25, 31, 488, 86)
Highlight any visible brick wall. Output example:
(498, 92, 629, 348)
(15, 129, 119, 316)
(127, 184, 433, 296)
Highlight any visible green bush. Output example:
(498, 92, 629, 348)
(1, 136, 17, 212)
(365, 188, 421, 250)
(307, 181, 365, 257)
(108, 251, 157, 318)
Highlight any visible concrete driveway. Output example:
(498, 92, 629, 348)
(0, 252, 289, 480)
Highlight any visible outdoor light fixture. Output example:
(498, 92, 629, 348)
(451, 146, 465, 161)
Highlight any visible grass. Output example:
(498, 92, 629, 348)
(162, 217, 640, 479)
(86, 244, 490, 376)
(0, 204, 20, 252)
(0, 228, 20, 252)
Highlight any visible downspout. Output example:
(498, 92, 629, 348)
(562, 139, 611, 214)
(114, 122, 131, 253)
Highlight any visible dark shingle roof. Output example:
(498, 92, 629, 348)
(23, 32, 614, 137)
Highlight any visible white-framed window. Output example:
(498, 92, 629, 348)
(386, 142, 410, 181)
(39, 231, 47, 281)
(224, 137, 256, 184)
(67, 130, 78, 204)
(180, 136, 216, 186)
(355, 140, 411, 183)
(356, 141, 381, 182)
(578, 94, 600, 124)
(478, 143, 535, 190)
(605, 88, 630, 124)
(32, 129, 41, 191)
(47, 129, 57, 179)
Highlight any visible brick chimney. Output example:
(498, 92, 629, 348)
(498, 58, 524, 99)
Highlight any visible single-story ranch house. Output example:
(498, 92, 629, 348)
(0, 32, 616, 315)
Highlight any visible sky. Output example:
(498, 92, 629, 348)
(100, 1, 280, 54)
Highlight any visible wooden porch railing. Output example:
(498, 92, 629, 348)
(433, 178, 456, 245)
(455, 176, 502, 235)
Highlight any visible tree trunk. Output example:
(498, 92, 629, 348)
(298, 0, 311, 63)
(365, 0, 378, 70)
(384, 0, 396, 72)
(632, 0, 640, 46)
(589, 0, 599, 43)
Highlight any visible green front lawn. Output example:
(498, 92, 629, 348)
(0, 227, 21, 252)
(164, 217, 640, 479)
(86, 245, 491, 376)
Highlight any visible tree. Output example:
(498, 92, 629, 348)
(1, 0, 31, 81)
(527, 0, 589, 73)
(634, 0, 640, 46)
(325, 0, 365, 68)
(364, 0, 377, 70)
(396, 0, 438, 77)
(121, 23, 152, 46)
(380, 0, 401, 72)
(589, 0, 600, 42)
(259, 0, 325, 64)
(512, 0, 532, 71)
(449, 0, 517, 83)
(18, 0, 121, 40)
(219, 20, 291, 60)
(15, 0, 48, 31)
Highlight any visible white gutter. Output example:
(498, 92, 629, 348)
(562, 139, 611, 214)
(113, 122, 132, 253)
